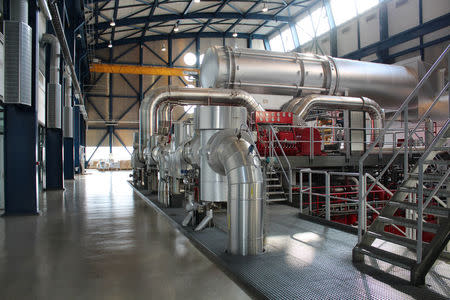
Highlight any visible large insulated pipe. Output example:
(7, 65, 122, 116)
(200, 46, 417, 108)
(64, 68, 72, 106)
(42, 34, 60, 84)
(47, 0, 87, 119)
(283, 95, 385, 142)
(206, 129, 264, 255)
(139, 87, 264, 160)
(11, 0, 28, 23)
(42, 34, 62, 129)
(63, 68, 73, 138)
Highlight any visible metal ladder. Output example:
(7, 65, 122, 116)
(265, 125, 293, 203)
(353, 121, 449, 285)
(353, 45, 450, 285)
(265, 168, 287, 203)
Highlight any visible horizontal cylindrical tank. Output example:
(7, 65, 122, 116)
(200, 46, 418, 109)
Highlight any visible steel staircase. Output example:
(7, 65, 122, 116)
(265, 169, 287, 203)
(353, 45, 450, 286)
(353, 121, 450, 285)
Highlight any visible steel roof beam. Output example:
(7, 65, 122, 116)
(141, 0, 159, 41)
(265, 0, 321, 37)
(225, 0, 264, 34)
(96, 32, 266, 48)
(110, 0, 120, 42)
(94, 12, 290, 31)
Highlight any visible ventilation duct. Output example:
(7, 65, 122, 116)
(4, 0, 32, 106)
(63, 69, 73, 138)
(42, 34, 62, 129)
(47, 0, 87, 120)
(0, 33, 4, 102)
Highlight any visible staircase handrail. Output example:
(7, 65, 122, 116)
(357, 44, 450, 241)
(416, 120, 450, 262)
(268, 125, 293, 202)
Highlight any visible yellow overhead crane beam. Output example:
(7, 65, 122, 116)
(89, 63, 199, 77)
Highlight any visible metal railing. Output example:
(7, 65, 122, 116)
(267, 125, 293, 202)
(416, 120, 450, 263)
(298, 169, 404, 233)
(357, 44, 450, 261)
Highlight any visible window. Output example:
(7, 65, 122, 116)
(296, 15, 314, 45)
(310, 6, 330, 36)
(183, 52, 197, 66)
(330, 0, 357, 26)
(269, 34, 284, 52)
(356, 0, 379, 14)
(281, 28, 295, 51)
(86, 146, 132, 163)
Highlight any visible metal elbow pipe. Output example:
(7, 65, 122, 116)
(64, 67, 72, 107)
(139, 87, 264, 160)
(206, 129, 264, 255)
(41, 34, 60, 84)
(283, 94, 385, 144)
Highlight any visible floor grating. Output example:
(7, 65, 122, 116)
(135, 188, 450, 300)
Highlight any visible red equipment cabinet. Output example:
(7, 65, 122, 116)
(294, 127, 323, 156)
(254, 110, 324, 156)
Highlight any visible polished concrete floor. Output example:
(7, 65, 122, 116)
(0, 171, 249, 300)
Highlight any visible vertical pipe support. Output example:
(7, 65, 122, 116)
(325, 172, 330, 221)
(358, 163, 364, 242)
(404, 106, 409, 181)
(288, 169, 293, 203)
(299, 170, 303, 213)
(308, 173, 312, 213)
(417, 164, 424, 263)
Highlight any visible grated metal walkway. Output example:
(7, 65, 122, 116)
(137, 189, 450, 300)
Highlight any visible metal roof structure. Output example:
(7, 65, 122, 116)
(84, 0, 320, 49)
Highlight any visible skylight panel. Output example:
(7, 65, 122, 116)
(330, 0, 357, 26)
(296, 15, 314, 45)
(281, 28, 295, 51)
(269, 34, 284, 52)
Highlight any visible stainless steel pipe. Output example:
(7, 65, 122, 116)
(200, 46, 417, 108)
(283, 95, 385, 143)
(206, 129, 264, 255)
(41, 34, 60, 84)
(139, 87, 264, 161)
(11, 0, 28, 23)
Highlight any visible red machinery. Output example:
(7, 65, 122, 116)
(254, 111, 324, 157)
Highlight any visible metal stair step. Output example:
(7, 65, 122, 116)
(266, 171, 278, 175)
(267, 184, 282, 188)
(354, 244, 415, 270)
(408, 173, 449, 182)
(365, 230, 424, 250)
(398, 187, 450, 197)
(267, 191, 285, 195)
(423, 160, 450, 165)
(267, 198, 287, 202)
(432, 147, 450, 152)
(266, 178, 279, 182)
(377, 216, 440, 233)
(388, 200, 450, 217)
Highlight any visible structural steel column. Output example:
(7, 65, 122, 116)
(4, 0, 39, 214)
(45, 22, 64, 190)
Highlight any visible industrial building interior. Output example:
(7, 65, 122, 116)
(0, 0, 449, 299)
